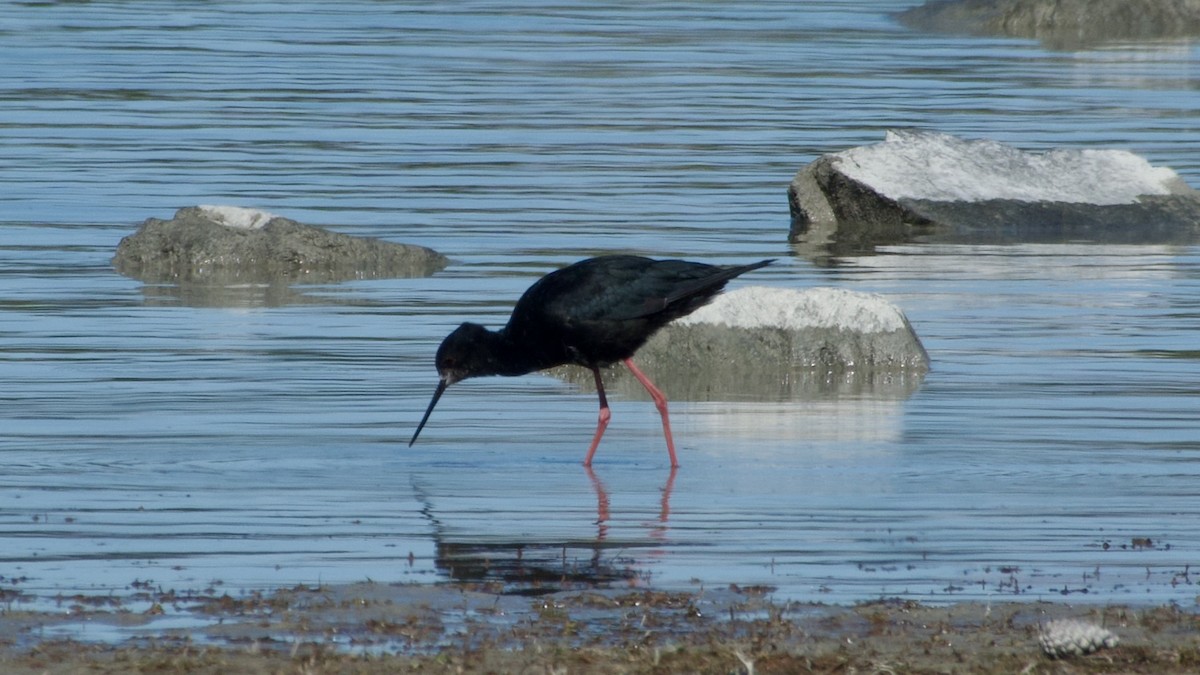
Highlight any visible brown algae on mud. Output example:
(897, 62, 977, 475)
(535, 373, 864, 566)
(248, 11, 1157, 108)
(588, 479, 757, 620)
(2, 581, 1200, 674)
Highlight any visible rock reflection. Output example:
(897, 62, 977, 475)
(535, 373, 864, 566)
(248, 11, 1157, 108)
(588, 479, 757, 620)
(130, 279, 386, 308)
(133, 281, 310, 308)
(690, 397, 908, 446)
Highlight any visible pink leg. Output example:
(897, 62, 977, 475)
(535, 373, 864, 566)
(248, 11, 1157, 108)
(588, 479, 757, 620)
(583, 367, 611, 467)
(623, 358, 680, 468)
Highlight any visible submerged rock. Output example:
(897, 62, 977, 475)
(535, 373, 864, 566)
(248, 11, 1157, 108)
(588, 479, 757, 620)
(550, 286, 928, 401)
(789, 131, 1200, 252)
(113, 206, 448, 286)
(897, 0, 1200, 48)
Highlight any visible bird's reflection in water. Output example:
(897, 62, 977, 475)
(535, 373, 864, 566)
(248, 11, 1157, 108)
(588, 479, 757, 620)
(426, 467, 678, 594)
(586, 465, 676, 544)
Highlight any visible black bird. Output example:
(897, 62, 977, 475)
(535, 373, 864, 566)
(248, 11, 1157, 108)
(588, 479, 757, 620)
(409, 255, 773, 467)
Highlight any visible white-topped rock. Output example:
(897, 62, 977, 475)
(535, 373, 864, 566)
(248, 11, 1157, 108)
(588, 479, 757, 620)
(649, 285, 928, 372)
(835, 131, 1183, 206)
(789, 131, 1200, 251)
(195, 204, 279, 230)
(681, 286, 910, 334)
(550, 285, 928, 402)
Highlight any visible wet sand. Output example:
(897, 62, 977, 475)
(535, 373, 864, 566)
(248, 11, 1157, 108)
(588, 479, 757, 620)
(1, 581, 1197, 674)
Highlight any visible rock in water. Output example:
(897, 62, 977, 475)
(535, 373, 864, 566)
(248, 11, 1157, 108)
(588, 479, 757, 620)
(789, 131, 1200, 252)
(113, 206, 448, 284)
(659, 286, 928, 371)
(897, 0, 1200, 49)
(549, 285, 928, 401)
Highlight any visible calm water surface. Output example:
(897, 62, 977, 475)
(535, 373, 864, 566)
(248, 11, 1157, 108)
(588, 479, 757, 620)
(2, 1, 1199, 612)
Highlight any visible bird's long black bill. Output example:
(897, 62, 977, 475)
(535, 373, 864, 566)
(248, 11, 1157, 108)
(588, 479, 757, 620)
(409, 379, 448, 447)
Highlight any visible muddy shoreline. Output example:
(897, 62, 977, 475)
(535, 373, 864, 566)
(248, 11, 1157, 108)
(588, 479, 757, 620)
(2, 581, 1197, 674)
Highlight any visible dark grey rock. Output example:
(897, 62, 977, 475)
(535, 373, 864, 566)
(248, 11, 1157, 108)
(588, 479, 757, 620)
(788, 132, 1200, 252)
(113, 206, 448, 285)
(897, 0, 1200, 48)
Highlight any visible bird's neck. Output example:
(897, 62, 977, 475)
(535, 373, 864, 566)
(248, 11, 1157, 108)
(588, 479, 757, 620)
(477, 328, 545, 377)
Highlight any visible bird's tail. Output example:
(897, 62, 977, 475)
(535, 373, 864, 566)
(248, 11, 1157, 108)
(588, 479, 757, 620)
(660, 258, 774, 308)
(621, 258, 773, 319)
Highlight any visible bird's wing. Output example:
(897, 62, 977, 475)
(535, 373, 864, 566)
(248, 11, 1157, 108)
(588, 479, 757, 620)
(528, 257, 733, 324)
(514, 256, 652, 328)
(507, 256, 771, 331)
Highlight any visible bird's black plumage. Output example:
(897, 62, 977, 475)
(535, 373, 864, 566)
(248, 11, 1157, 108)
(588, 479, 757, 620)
(410, 254, 773, 465)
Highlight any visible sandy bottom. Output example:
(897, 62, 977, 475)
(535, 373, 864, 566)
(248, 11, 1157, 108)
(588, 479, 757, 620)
(1, 581, 1197, 674)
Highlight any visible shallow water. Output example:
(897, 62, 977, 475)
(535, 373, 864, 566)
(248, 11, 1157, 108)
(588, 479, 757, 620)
(2, 1, 1200, 613)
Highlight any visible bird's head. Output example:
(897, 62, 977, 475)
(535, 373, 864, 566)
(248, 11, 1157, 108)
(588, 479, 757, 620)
(434, 321, 494, 386)
(410, 322, 498, 447)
